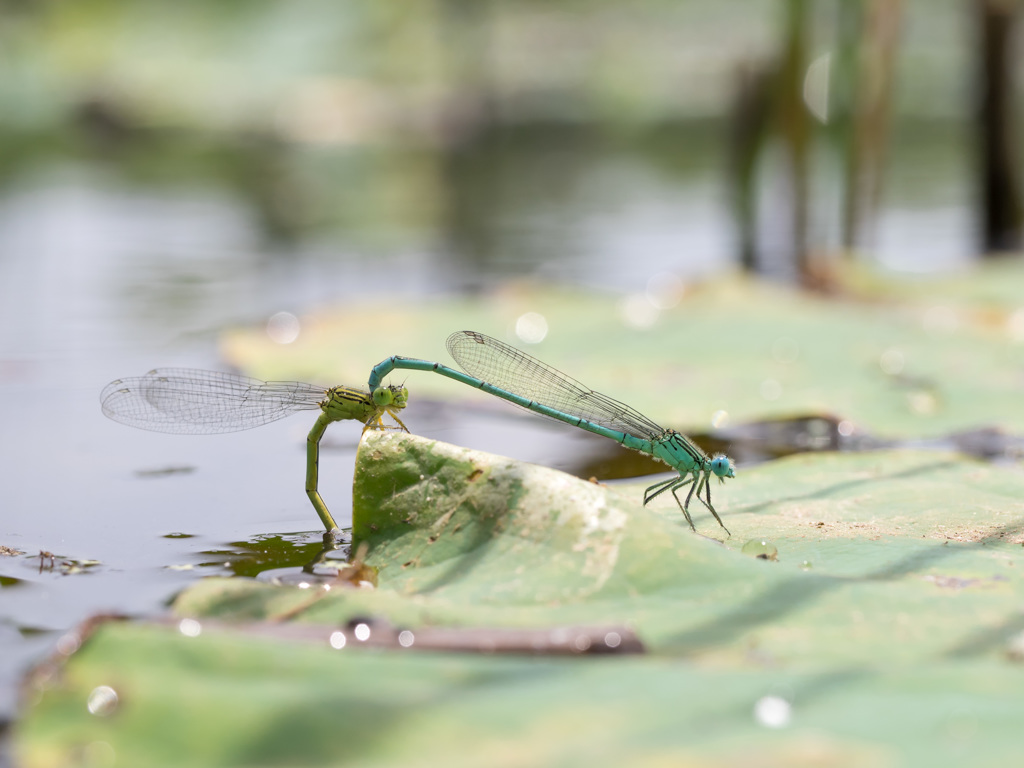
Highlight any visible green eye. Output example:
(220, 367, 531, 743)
(371, 387, 394, 407)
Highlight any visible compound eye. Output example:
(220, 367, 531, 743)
(710, 455, 735, 478)
(371, 387, 394, 407)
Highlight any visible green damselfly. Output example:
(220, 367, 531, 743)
(101, 368, 408, 532)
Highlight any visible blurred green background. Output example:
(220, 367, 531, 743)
(0, 0, 991, 287)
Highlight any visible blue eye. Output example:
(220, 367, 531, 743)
(710, 455, 735, 478)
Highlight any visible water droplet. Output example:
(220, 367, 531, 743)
(754, 695, 791, 728)
(741, 539, 778, 561)
(87, 686, 119, 717)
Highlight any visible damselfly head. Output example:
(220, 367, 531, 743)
(710, 454, 735, 480)
(391, 385, 409, 409)
(372, 385, 409, 409)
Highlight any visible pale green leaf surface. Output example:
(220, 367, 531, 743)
(15, 622, 1024, 768)
(17, 434, 1024, 767)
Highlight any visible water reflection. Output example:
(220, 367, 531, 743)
(197, 533, 331, 579)
(184, 530, 386, 588)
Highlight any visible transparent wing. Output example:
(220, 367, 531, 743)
(100, 368, 327, 434)
(446, 331, 668, 440)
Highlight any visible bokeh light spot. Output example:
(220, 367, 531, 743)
(879, 348, 905, 375)
(754, 695, 791, 728)
(760, 378, 782, 401)
(266, 311, 301, 345)
(619, 294, 659, 329)
(178, 618, 202, 638)
(87, 686, 119, 717)
(645, 272, 684, 310)
(514, 312, 548, 344)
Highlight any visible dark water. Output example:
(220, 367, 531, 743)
(0, 124, 971, 733)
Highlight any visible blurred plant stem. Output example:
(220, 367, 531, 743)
(776, 0, 811, 279)
(730, 0, 903, 283)
(728, 0, 812, 280)
(977, 0, 1022, 254)
(836, 0, 901, 253)
(730, 61, 773, 273)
